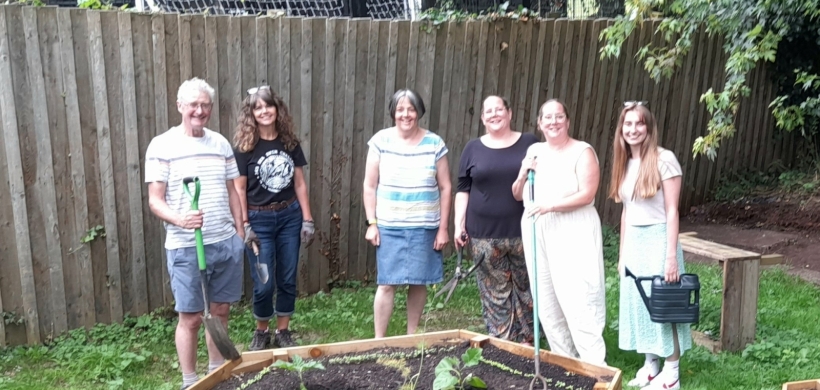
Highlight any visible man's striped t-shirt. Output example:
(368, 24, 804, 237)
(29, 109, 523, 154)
(144, 126, 239, 250)
(368, 128, 448, 229)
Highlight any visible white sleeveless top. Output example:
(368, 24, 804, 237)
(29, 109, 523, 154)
(523, 140, 597, 208)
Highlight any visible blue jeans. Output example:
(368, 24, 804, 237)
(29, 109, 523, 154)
(247, 200, 302, 321)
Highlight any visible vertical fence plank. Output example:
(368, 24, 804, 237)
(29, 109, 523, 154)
(338, 19, 356, 281)
(591, 19, 613, 210)
(499, 19, 516, 102)
(221, 16, 240, 139)
(25, 6, 69, 337)
(468, 21, 488, 138)
(349, 19, 370, 280)
(255, 17, 266, 86)
(320, 18, 338, 286)
(759, 70, 776, 171)
(566, 20, 586, 124)
(101, 9, 134, 320)
(575, 20, 598, 145)
(330, 18, 347, 282)
(383, 20, 398, 126)
(437, 22, 454, 145)
(298, 18, 314, 293)
(204, 15, 219, 131)
(680, 27, 707, 210)
(0, 5, 40, 345)
(529, 20, 551, 133)
(178, 14, 192, 82)
(130, 12, 157, 313)
(513, 22, 532, 133)
(405, 20, 418, 90)
(57, 8, 95, 329)
(747, 66, 768, 171)
(359, 19, 379, 279)
(447, 21, 467, 181)
(118, 12, 148, 316)
(427, 23, 445, 133)
(151, 13, 171, 308)
(164, 14, 180, 127)
(87, 10, 123, 323)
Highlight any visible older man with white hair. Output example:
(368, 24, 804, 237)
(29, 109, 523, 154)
(145, 78, 245, 389)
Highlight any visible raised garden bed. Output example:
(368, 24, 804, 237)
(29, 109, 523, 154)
(190, 329, 622, 390)
(783, 379, 820, 390)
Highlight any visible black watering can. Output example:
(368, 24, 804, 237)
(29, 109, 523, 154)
(624, 267, 700, 324)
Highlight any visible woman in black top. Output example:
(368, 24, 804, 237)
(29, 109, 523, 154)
(454, 96, 538, 345)
(233, 86, 314, 351)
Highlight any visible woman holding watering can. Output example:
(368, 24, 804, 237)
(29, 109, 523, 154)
(609, 102, 691, 390)
(514, 99, 607, 366)
(233, 86, 315, 351)
(454, 95, 537, 345)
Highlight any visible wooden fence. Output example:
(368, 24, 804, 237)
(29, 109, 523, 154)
(0, 5, 796, 346)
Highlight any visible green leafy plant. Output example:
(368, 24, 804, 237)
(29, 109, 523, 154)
(600, 0, 820, 161)
(272, 355, 325, 390)
(81, 225, 106, 244)
(433, 347, 487, 390)
(77, 0, 117, 9)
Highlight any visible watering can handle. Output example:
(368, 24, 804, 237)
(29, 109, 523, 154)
(624, 266, 654, 314)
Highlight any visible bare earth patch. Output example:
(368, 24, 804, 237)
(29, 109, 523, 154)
(684, 194, 820, 281)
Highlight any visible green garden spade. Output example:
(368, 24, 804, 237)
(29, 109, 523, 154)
(183, 177, 241, 361)
(527, 169, 547, 390)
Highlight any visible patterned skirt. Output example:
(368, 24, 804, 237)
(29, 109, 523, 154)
(469, 238, 534, 344)
(619, 223, 693, 357)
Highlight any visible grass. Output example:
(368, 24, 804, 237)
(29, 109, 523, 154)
(2, 228, 820, 389)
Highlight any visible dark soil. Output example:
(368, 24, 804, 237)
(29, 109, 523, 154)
(687, 195, 820, 232)
(685, 195, 820, 273)
(212, 340, 601, 390)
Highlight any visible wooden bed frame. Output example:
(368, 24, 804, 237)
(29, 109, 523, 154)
(189, 329, 623, 390)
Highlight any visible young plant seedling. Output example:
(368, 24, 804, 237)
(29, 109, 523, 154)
(433, 347, 487, 390)
(272, 355, 325, 390)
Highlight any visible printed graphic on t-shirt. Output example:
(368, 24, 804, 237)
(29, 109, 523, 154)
(254, 150, 294, 194)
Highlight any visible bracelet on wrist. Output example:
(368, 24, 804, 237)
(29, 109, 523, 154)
(304, 219, 313, 223)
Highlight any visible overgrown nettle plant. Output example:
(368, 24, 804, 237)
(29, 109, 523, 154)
(600, 0, 820, 161)
(433, 347, 487, 390)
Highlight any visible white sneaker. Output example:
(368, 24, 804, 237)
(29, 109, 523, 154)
(643, 369, 681, 390)
(627, 365, 659, 387)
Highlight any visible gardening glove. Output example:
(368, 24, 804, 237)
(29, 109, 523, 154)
(301, 220, 315, 246)
(244, 223, 260, 250)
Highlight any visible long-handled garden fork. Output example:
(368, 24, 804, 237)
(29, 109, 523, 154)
(527, 169, 547, 390)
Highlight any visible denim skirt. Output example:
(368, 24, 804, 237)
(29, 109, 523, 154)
(376, 227, 443, 285)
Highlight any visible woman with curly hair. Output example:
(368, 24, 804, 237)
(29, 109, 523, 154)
(233, 86, 314, 351)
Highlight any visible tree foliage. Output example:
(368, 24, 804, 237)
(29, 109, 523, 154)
(600, 0, 820, 161)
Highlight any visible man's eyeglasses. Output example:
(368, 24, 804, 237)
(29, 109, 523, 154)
(624, 101, 649, 109)
(184, 102, 213, 111)
(247, 85, 271, 95)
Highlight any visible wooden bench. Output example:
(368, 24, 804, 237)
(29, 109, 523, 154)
(679, 232, 761, 352)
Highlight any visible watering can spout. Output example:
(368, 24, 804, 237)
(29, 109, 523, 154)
(623, 266, 701, 324)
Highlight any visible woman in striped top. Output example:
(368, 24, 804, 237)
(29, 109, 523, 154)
(363, 89, 452, 338)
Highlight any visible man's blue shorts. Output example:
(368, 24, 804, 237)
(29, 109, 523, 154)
(166, 233, 244, 313)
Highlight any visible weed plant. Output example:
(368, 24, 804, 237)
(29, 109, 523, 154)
(2, 228, 820, 389)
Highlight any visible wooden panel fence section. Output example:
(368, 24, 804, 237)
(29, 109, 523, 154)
(0, 5, 796, 346)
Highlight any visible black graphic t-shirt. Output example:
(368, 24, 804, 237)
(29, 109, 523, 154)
(234, 138, 308, 206)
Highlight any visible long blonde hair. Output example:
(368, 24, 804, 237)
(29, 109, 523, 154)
(233, 88, 298, 153)
(608, 105, 661, 202)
